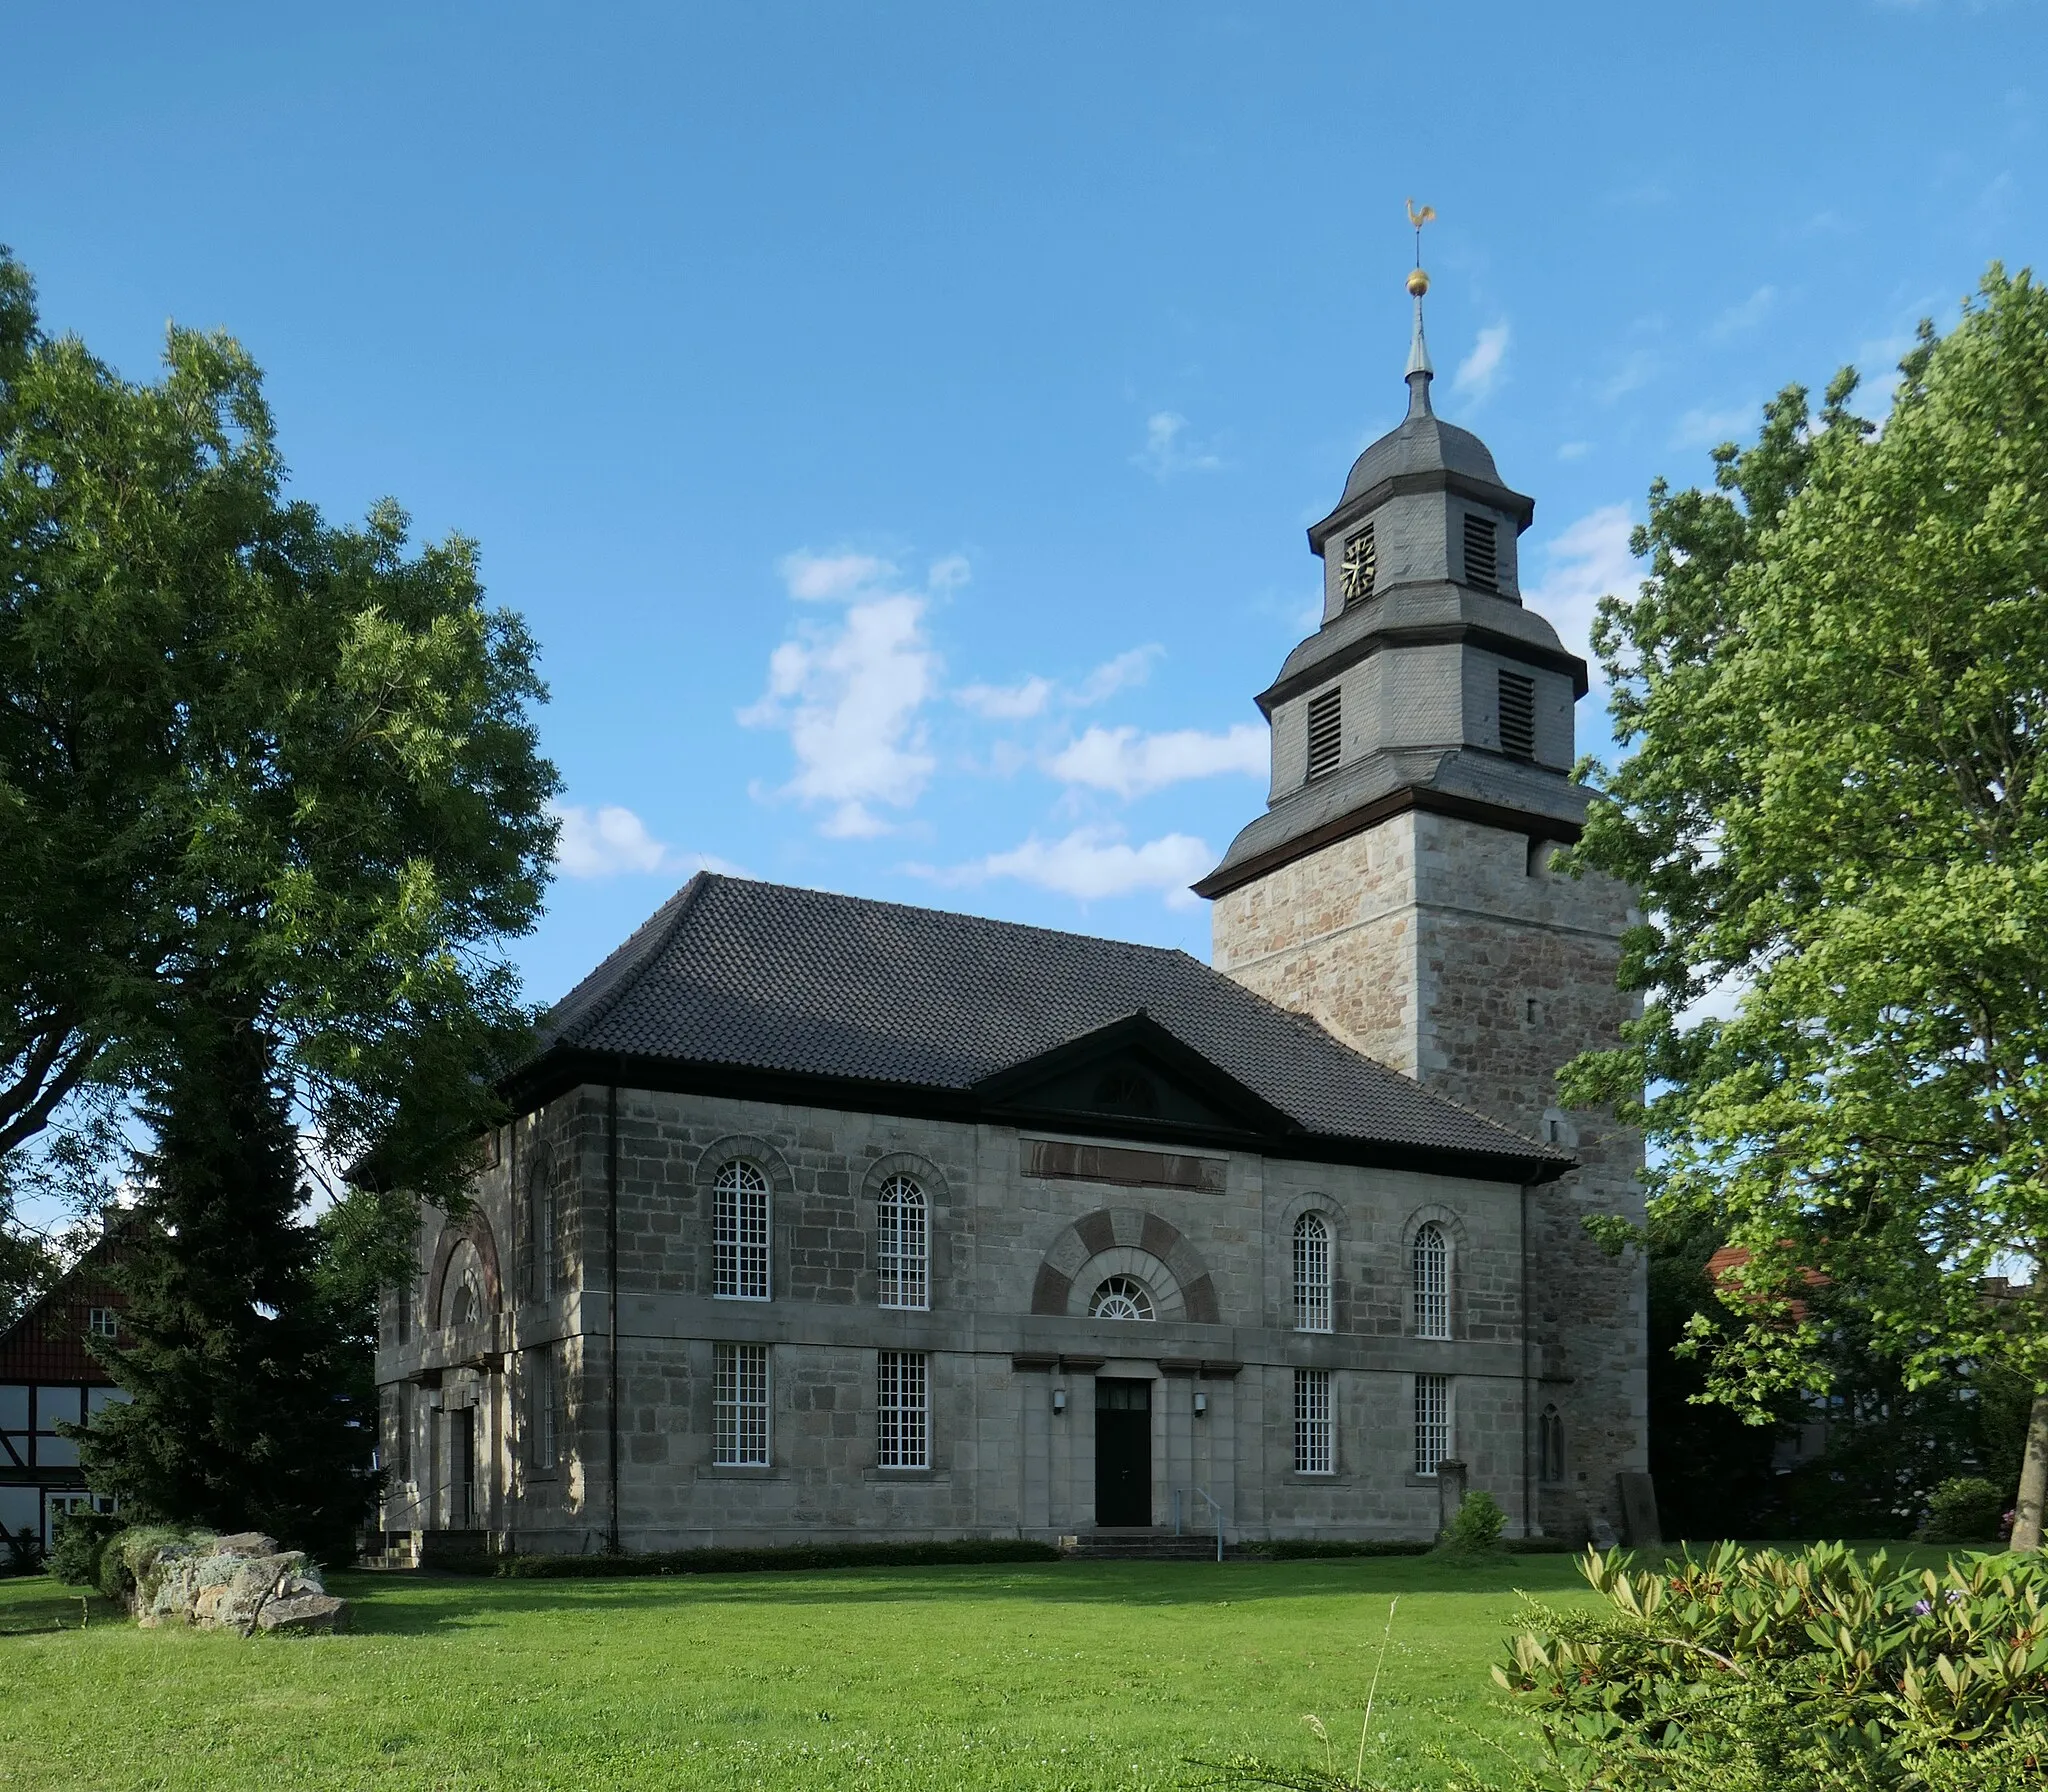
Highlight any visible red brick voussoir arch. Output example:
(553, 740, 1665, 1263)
(1029, 1209, 1221, 1324)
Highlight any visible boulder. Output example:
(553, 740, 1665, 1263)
(121, 1530, 348, 1636)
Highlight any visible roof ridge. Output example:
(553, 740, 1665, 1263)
(549, 872, 714, 1044)
(717, 874, 1199, 963)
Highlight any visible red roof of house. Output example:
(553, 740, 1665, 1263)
(0, 1235, 126, 1384)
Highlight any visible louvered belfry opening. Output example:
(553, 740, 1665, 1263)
(1339, 522, 1376, 607)
(1305, 687, 1342, 780)
(1462, 513, 1499, 592)
(1498, 670, 1536, 761)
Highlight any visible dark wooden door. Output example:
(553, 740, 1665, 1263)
(1094, 1378, 1151, 1527)
(450, 1408, 476, 1527)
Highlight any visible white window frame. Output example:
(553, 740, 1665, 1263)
(531, 1172, 557, 1300)
(876, 1350, 928, 1469)
(529, 1347, 558, 1472)
(714, 1160, 772, 1301)
(876, 1176, 928, 1310)
(1414, 1373, 1452, 1477)
(1293, 1368, 1333, 1475)
(1293, 1214, 1332, 1333)
(86, 1307, 117, 1339)
(1411, 1222, 1451, 1339)
(714, 1342, 770, 1467)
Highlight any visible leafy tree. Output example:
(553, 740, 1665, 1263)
(78, 1003, 377, 1562)
(0, 244, 558, 1214)
(1565, 265, 2048, 1548)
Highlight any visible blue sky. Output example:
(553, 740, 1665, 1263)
(8, 1, 2042, 1005)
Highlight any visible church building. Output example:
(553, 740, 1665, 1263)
(375, 278, 1647, 1556)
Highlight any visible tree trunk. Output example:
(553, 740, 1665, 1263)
(2014, 1390, 2048, 1553)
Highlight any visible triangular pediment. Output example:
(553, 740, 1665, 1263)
(971, 1012, 1298, 1142)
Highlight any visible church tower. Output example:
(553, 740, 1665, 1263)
(1196, 262, 1648, 1538)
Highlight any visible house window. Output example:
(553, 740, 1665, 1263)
(1498, 670, 1536, 760)
(713, 1343, 770, 1466)
(529, 1166, 559, 1300)
(1294, 1368, 1333, 1474)
(876, 1350, 928, 1469)
(1539, 1404, 1566, 1485)
(1463, 514, 1499, 592)
(1412, 1222, 1451, 1339)
(714, 1160, 771, 1300)
(1293, 1214, 1332, 1333)
(389, 1384, 413, 1482)
(86, 1307, 117, 1339)
(1415, 1373, 1452, 1476)
(1089, 1276, 1154, 1321)
(1339, 523, 1376, 606)
(528, 1347, 558, 1471)
(876, 1176, 928, 1310)
(1305, 687, 1342, 781)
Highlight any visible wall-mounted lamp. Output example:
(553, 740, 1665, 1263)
(1052, 1388, 1067, 1415)
(1193, 1392, 1209, 1418)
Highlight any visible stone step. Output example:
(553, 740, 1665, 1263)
(1064, 1530, 1229, 1560)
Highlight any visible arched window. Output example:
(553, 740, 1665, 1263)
(1293, 1213, 1332, 1333)
(448, 1261, 484, 1329)
(876, 1175, 928, 1310)
(1089, 1276, 1154, 1321)
(714, 1159, 771, 1300)
(1411, 1222, 1450, 1339)
(529, 1160, 559, 1301)
(1539, 1405, 1566, 1485)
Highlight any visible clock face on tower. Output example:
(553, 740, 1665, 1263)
(1339, 525, 1377, 605)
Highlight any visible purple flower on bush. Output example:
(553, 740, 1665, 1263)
(1914, 1600, 1933, 1615)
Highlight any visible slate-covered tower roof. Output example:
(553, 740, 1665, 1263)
(1193, 268, 1592, 898)
(516, 873, 1568, 1183)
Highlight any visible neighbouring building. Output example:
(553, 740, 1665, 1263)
(0, 1237, 129, 1551)
(374, 282, 1647, 1557)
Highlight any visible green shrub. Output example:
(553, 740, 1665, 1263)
(1490, 1541, 2048, 1790)
(98, 1525, 208, 1606)
(1244, 1539, 1434, 1560)
(1920, 1474, 2008, 1543)
(3, 1524, 44, 1576)
(1443, 1489, 1506, 1551)
(495, 1537, 1061, 1579)
(46, 1510, 120, 1587)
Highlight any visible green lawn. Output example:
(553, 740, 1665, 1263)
(0, 1554, 1605, 1791)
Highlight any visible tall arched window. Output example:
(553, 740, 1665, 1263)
(714, 1159, 771, 1300)
(1411, 1222, 1450, 1339)
(1539, 1405, 1566, 1485)
(1293, 1213, 1332, 1333)
(876, 1175, 928, 1310)
(528, 1158, 558, 1301)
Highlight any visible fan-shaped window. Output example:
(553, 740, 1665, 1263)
(714, 1160, 771, 1300)
(1088, 1276, 1154, 1322)
(448, 1264, 484, 1329)
(1293, 1213, 1332, 1333)
(877, 1175, 928, 1310)
(1412, 1222, 1451, 1339)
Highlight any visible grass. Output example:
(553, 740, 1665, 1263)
(0, 1546, 1968, 1790)
(0, 1553, 1600, 1791)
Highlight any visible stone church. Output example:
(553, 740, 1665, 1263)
(375, 289, 1646, 1556)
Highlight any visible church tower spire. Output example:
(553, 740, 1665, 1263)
(1198, 224, 1647, 1545)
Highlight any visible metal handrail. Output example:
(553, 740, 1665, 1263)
(1192, 1485, 1226, 1563)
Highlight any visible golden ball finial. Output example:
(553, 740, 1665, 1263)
(1407, 267, 1430, 297)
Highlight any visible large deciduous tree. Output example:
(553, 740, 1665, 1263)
(1565, 265, 2048, 1549)
(0, 247, 559, 1543)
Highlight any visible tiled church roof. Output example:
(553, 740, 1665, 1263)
(530, 874, 1567, 1177)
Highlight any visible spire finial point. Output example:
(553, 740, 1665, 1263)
(1403, 201, 1436, 413)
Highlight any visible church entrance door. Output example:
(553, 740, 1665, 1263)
(1095, 1379, 1152, 1527)
(449, 1408, 476, 1528)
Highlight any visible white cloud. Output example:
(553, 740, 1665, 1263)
(1523, 504, 1640, 690)
(1131, 411, 1222, 481)
(1453, 322, 1511, 401)
(550, 802, 671, 877)
(1071, 644, 1163, 705)
(1598, 350, 1657, 403)
(1708, 285, 1776, 341)
(1671, 403, 1757, 450)
(1047, 723, 1266, 798)
(1557, 440, 1592, 461)
(742, 555, 946, 837)
(776, 551, 893, 601)
(963, 826, 1213, 907)
(956, 676, 1053, 720)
